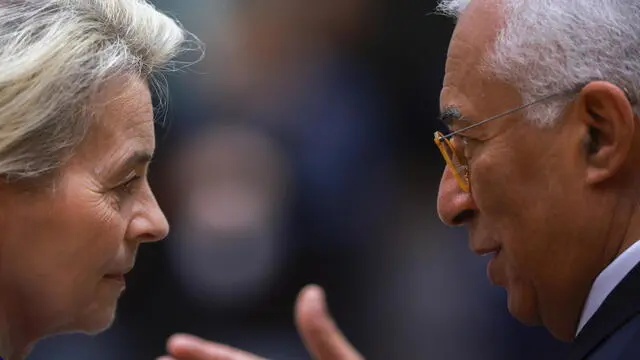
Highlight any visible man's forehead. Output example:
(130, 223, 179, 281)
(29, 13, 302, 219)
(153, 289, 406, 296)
(444, 0, 504, 77)
(441, 0, 505, 112)
(455, 0, 505, 25)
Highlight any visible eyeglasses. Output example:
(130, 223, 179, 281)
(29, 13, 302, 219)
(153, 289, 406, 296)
(433, 83, 633, 193)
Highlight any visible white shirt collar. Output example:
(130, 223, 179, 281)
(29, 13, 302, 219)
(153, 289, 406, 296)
(575, 240, 640, 337)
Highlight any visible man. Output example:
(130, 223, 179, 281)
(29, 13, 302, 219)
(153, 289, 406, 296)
(159, 0, 640, 359)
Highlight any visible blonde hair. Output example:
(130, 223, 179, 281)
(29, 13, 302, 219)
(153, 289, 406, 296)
(0, 0, 195, 180)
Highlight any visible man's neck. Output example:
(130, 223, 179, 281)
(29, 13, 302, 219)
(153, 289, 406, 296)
(548, 202, 640, 341)
(570, 204, 640, 338)
(617, 233, 640, 258)
(0, 311, 17, 360)
(615, 192, 640, 255)
(575, 239, 640, 337)
(0, 321, 13, 360)
(0, 333, 29, 360)
(0, 303, 29, 360)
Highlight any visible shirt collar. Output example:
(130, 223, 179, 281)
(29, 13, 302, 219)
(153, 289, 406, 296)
(575, 240, 640, 337)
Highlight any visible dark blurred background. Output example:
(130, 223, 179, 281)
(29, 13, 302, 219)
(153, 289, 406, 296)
(29, 0, 571, 359)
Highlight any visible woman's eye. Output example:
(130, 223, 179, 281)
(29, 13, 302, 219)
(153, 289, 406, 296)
(116, 175, 142, 195)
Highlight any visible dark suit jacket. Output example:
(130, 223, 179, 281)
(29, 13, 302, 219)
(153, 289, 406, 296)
(567, 262, 640, 360)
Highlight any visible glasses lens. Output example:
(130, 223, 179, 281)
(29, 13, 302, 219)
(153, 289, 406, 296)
(443, 139, 469, 182)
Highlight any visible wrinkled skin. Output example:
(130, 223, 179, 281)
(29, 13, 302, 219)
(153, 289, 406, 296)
(157, 1, 640, 358)
(0, 76, 169, 360)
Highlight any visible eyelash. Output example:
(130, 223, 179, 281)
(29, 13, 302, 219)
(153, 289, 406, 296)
(451, 133, 468, 146)
(452, 134, 473, 159)
(116, 175, 142, 195)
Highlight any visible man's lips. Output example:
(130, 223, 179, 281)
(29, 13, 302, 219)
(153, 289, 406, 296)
(475, 247, 502, 285)
(473, 247, 501, 257)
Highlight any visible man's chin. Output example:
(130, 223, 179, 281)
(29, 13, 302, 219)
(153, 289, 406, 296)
(506, 289, 542, 326)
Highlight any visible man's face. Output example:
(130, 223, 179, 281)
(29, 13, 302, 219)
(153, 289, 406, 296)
(436, 1, 621, 340)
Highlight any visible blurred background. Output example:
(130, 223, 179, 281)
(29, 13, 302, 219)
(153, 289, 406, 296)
(30, 0, 571, 359)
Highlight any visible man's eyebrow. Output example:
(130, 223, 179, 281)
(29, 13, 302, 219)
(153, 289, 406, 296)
(439, 106, 470, 127)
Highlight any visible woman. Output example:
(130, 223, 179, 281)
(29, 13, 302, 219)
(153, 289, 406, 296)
(0, 0, 183, 358)
(0, 1, 357, 359)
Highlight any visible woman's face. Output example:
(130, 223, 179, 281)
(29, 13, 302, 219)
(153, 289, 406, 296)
(0, 77, 169, 339)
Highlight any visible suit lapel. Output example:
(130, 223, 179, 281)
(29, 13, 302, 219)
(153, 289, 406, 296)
(567, 261, 640, 360)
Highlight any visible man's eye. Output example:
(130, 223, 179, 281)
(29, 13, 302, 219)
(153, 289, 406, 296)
(452, 134, 473, 159)
(452, 134, 468, 148)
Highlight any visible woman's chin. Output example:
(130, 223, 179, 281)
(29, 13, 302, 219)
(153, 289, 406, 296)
(61, 301, 118, 335)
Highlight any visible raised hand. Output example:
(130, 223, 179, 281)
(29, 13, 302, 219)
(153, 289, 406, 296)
(158, 285, 364, 360)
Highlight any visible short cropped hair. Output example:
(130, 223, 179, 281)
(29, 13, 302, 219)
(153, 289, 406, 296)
(437, 0, 640, 126)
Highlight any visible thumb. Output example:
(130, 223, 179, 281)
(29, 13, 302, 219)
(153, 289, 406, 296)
(294, 285, 364, 360)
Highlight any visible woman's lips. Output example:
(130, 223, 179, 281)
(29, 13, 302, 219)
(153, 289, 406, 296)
(103, 274, 126, 284)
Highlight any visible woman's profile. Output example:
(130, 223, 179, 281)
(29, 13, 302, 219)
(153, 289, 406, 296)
(0, 1, 189, 359)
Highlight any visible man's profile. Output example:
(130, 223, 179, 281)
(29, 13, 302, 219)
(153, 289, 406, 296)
(159, 0, 640, 359)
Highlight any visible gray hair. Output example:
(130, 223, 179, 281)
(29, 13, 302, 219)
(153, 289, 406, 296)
(0, 0, 196, 181)
(436, 0, 640, 126)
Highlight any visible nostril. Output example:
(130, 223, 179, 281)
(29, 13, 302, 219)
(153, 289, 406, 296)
(452, 209, 475, 226)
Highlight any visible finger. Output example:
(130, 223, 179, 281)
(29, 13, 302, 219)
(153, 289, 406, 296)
(167, 334, 265, 360)
(294, 285, 364, 360)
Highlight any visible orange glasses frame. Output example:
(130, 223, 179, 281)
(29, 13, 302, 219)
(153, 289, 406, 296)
(433, 82, 633, 193)
(434, 132, 470, 192)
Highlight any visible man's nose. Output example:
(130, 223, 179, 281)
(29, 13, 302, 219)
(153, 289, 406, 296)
(437, 167, 477, 226)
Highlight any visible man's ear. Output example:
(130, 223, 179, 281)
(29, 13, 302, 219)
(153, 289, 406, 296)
(575, 81, 635, 185)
